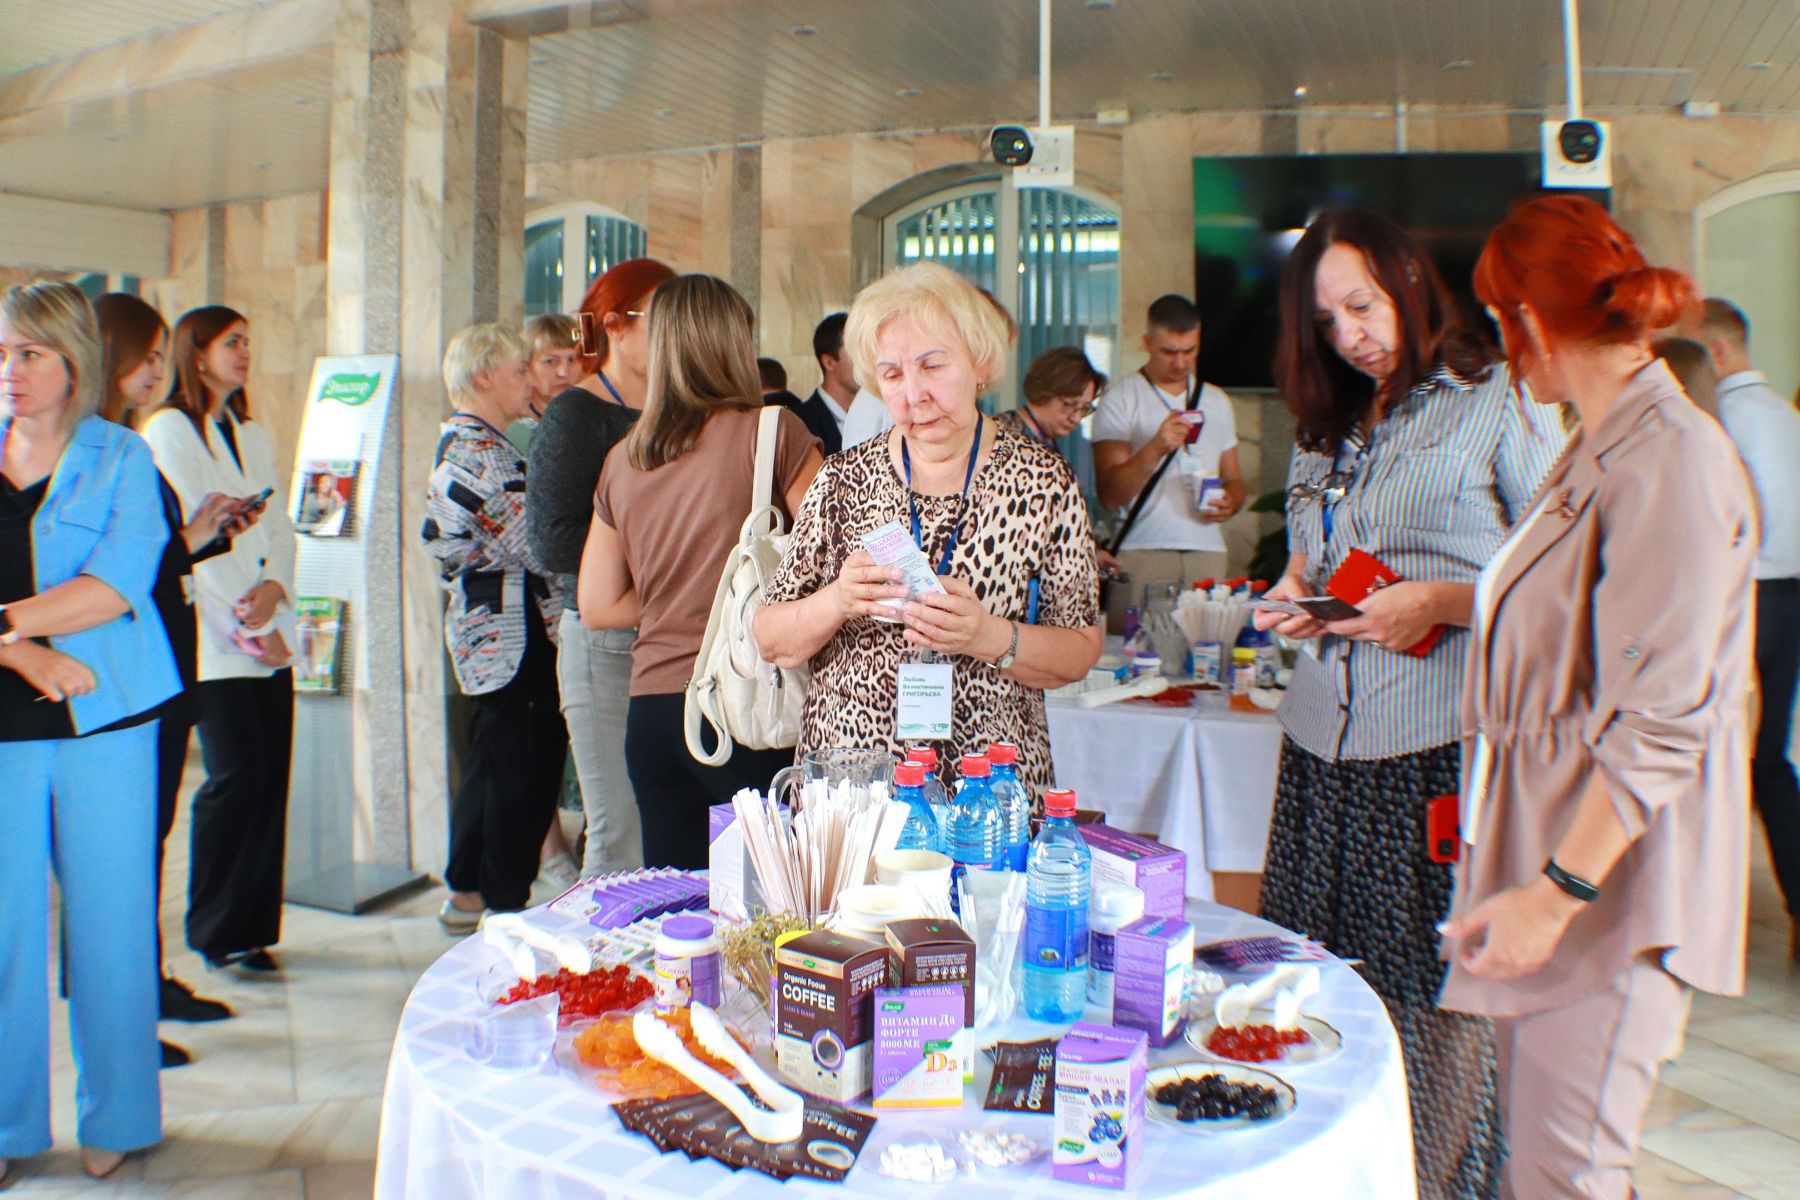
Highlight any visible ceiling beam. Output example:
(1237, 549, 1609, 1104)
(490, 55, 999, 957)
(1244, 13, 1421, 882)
(0, 193, 170, 277)
(468, 0, 646, 38)
(0, 0, 335, 119)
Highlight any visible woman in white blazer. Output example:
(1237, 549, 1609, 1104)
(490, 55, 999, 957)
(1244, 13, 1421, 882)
(139, 306, 296, 973)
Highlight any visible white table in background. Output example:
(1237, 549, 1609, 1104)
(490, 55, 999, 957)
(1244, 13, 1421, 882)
(1046, 688, 1284, 899)
(375, 903, 1414, 1200)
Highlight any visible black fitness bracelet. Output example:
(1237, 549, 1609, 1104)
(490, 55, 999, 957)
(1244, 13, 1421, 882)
(1543, 858, 1600, 903)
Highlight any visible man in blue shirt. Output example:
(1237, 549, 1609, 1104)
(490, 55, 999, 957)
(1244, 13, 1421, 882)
(1695, 298, 1800, 947)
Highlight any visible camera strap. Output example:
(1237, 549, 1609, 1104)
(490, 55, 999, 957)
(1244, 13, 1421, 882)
(1107, 372, 1201, 555)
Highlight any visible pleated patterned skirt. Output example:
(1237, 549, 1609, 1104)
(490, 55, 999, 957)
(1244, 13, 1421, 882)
(1260, 736, 1504, 1200)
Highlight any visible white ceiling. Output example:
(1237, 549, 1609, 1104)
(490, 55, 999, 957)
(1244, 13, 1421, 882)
(0, 0, 272, 76)
(1, 0, 1798, 211)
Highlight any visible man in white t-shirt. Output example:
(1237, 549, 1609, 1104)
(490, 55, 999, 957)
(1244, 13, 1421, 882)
(1092, 294, 1245, 628)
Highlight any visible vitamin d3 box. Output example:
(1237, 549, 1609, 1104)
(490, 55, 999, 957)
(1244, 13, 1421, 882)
(1111, 915, 1194, 1048)
(884, 918, 975, 1080)
(774, 930, 888, 1101)
(1078, 826, 1186, 919)
(1053, 1022, 1146, 1189)
(871, 986, 965, 1109)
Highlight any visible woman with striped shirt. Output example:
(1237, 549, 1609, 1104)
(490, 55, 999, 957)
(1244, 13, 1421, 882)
(1254, 210, 1564, 1200)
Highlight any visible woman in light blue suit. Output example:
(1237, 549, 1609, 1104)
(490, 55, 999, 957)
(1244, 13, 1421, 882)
(0, 282, 180, 1182)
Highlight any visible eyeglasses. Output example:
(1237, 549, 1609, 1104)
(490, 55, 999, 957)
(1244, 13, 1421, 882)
(1046, 395, 1099, 416)
(623, 310, 648, 320)
(1286, 470, 1358, 507)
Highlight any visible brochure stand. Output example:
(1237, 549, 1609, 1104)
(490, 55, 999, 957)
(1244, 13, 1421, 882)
(284, 355, 427, 913)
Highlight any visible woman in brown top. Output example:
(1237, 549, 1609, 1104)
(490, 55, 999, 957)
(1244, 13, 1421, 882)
(755, 264, 1102, 798)
(1439, 196, 1756, 1197)
(579, 274, 821, 867)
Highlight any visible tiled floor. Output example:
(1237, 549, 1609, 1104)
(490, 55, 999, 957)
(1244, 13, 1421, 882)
(6, 749, 1798, 1198)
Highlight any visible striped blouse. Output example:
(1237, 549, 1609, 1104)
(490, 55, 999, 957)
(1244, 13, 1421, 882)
(1276, 362, 1566, 762)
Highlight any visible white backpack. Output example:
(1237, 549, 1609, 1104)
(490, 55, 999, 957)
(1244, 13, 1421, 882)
(684, 405, 810, 766)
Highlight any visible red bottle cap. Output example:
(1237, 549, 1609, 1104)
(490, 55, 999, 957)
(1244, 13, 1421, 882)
(895, 761, 926, 787)
(1249, 579, 1269, 593)
(1193, 578, 1215, 590)
(987, 741, 1018, 766)
(908, 745, 938, 771)
(960, 754, 991, 778)
(1045, 788, 1077, 817)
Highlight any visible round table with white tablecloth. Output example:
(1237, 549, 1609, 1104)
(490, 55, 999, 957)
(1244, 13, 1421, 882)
(1045, 687, 1284, 900)
(375, 902, 1415, 1200)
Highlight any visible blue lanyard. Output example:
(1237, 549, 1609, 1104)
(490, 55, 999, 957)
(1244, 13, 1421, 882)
(1017, 407, 1056, 451)
(597, 371, 627, 407)
(903, 414, 983, 576)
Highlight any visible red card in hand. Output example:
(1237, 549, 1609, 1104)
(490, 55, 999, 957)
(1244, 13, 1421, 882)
(1326, 548, 1445, 657)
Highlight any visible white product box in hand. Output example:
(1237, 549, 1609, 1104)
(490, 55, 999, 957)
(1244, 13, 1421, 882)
(859, 520, 946, 620)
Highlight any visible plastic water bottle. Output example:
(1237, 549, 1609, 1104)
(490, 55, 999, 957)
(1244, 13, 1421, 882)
(988, 741, 1030, 871)
(945, 754, 1004, 876)
(1022, 787, 1093, 1023)
(893, 760, 943, 854)
(1235, 620, 1278, 688)
(906, 745, 951, 840)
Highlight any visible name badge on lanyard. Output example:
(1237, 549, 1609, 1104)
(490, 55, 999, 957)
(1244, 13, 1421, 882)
(896, 661, 954, 740)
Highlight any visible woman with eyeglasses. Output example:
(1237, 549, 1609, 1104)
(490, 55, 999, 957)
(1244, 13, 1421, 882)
(1252, 209, 1565, 1200)
(1000, 346, 1121, 577)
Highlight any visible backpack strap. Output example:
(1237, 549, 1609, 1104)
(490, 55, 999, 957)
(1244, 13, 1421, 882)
(752, 404, 781, 515)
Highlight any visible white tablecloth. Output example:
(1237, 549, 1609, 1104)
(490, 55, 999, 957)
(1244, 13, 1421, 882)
(376, 904, 1414, 1200)
(1046, 690, 1284, 898)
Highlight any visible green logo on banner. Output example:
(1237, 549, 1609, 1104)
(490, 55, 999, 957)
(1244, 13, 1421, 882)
(319, 373, 381, 406)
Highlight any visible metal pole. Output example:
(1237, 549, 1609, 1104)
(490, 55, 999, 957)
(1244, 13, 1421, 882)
(1562, 0, 1583, 118)
(1039, 0, 1052, 129)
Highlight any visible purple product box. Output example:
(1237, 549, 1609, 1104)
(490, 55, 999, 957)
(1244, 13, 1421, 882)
(1053, 1021, 1146, 1189)
(1111, 916, 1194, 1048)
(1078, 826, 1186, 919)
(871, 986, 965, 1109)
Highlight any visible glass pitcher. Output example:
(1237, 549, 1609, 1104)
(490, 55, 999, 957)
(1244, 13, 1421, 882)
(768, 747, 895, 807)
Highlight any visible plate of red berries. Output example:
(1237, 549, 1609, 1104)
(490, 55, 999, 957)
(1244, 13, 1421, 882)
(1186, 1013, 1341, 1066)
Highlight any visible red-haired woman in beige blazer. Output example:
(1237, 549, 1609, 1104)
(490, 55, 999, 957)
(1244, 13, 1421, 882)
(1439, 195, 1758, 1198)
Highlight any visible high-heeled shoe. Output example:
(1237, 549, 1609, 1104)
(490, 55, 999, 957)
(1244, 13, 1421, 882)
(80, 1147, 126, 1179)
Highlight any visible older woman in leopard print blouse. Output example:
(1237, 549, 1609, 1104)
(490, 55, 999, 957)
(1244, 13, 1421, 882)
(755, 264, 1102, 797)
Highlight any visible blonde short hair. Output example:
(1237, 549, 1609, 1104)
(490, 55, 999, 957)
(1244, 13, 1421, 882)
(1, 280, 104, 427)
(523, 313, 578, 355)
(442, 322, 528, 402)
(844, 263, 1016, 395)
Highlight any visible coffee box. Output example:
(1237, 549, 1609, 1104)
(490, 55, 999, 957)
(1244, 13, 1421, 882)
(884, 918, 975, 1080)
(1111, 915, 1194, 1048)
(871, 986, 965, 1109)
(1052, 1022, 1146, 1189)
(774, 930, 889, 1101)
(1078, 825, 1186, 919)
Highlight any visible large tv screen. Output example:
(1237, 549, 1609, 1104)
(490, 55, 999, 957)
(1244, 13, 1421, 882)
(1191, 153, 1605, 389)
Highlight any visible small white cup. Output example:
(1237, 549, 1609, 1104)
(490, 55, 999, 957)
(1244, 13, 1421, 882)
(873, 849, 954, 916)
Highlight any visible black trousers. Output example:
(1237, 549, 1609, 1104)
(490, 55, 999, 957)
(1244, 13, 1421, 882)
(1754, 579, 1800, 916)
(624, 692, 794, 869)
(187, 671, 293, 959)
(154, 711, 193, 974)
(447, 630, 568, 912)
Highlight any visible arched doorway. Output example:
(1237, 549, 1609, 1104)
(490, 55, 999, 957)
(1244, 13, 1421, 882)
(1697, 170, 1800, 400)
(523, 204, 649, 316)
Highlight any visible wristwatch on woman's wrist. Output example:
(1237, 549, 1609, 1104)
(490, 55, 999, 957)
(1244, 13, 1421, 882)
(0, 604, 18, 646)
(993, 619, 1020, 670)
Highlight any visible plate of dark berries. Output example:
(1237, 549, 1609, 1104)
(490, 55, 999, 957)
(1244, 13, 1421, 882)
(1146, 1063, 1295, 1131)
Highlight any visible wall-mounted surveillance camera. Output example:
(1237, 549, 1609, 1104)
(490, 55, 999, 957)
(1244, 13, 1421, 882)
(1541, 117, 1610, 188)
(1557, 119, 1602, 164)
(991, 126, 1034, 167)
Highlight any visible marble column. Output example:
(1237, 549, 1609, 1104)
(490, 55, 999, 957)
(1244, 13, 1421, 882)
(325, 0, 527, 879)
